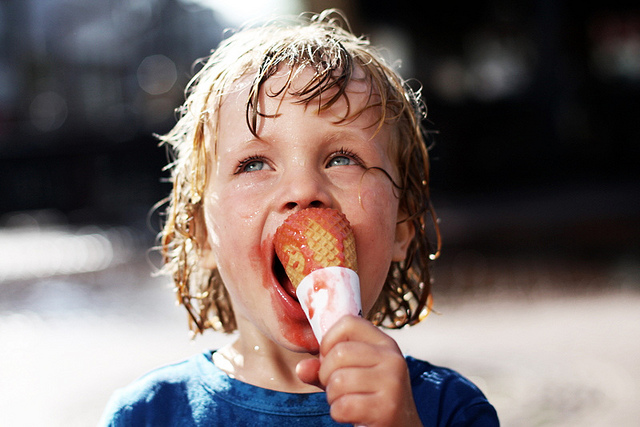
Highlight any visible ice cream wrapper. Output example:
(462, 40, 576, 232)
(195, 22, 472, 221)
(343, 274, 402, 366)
(296, 266, 362, 343)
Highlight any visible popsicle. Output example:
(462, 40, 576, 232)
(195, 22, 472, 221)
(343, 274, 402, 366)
(274, 208, 362, 342)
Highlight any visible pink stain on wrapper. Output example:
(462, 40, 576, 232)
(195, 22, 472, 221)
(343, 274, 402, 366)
(297, 266, 362, 343)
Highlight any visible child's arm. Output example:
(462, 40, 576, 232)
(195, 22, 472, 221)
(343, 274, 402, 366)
(297, 315, 423, 427)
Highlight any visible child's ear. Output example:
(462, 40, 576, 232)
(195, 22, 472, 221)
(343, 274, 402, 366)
(194, 208, 217, 270)
(392, 213, 415, 262)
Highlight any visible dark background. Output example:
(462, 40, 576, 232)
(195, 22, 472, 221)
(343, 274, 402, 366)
(1, 0, 638, 270)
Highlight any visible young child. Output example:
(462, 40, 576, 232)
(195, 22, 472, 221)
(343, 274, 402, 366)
(100, 9, 499, 427)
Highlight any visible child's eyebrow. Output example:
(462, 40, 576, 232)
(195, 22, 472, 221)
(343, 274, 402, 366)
(242, 137, 270, 147)
(325, 130, 367, 145)
(327, 125, 385, 145)
(217, 137, 271, 158)
(237, 136, 273, 149)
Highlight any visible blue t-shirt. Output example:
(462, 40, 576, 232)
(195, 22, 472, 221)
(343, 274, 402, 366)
(100, 351, 498, 426)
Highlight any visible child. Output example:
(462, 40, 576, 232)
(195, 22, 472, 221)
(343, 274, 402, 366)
(100, 9, 499, 427)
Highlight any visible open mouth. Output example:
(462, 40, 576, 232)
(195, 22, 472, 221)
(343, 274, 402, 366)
(273, 253, 297, 301)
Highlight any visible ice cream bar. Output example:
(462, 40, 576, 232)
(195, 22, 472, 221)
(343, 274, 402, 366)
(274, 208, 362, 342)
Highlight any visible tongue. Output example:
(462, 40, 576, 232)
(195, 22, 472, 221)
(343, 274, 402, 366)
(282, 275, 297, 300)
(274, 256, 297, 300)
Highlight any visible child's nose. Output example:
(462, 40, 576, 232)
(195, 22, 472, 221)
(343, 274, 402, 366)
(279, 168, 333, 212)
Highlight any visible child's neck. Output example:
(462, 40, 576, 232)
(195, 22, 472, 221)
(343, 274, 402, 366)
(213, 337, 320, 393)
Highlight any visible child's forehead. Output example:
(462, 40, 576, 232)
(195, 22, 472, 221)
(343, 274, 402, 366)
(221, 65, 381, 121)
(210, 65, 396, 165)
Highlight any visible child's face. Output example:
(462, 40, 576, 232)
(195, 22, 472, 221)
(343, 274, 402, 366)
(200, 68, 414, 353)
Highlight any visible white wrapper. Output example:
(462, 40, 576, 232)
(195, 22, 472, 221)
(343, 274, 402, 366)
(296, 266, 362, 343)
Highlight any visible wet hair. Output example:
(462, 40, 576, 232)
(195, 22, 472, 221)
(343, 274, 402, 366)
(157, 9, 440, 335)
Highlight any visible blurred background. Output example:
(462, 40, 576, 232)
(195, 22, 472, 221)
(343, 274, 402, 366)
(1, 0, 638, 426)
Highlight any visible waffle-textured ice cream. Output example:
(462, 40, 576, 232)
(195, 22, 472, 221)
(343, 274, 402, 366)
(274, 208, 362, 342)
(274, 208, 358, 288)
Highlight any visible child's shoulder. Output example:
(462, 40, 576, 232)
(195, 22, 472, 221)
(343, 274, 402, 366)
(404, 355, 500, 426)
(98, 351, 215, 426)
(405, 354, 480, 388)
(122, 350, 212, 393)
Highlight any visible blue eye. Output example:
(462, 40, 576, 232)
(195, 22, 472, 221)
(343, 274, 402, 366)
(236, 156, 268, 174)
(327, 148, 362, 168)
(244, 160, 265, 172)
(327, 156, 354, 167)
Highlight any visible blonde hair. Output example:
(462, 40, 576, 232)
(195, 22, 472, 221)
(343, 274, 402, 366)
(158, 9, 441, 335)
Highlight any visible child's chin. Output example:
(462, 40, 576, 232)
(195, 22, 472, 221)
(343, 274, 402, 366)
(303, 343, 320, 356)
(296, 339, 321, 356)
(280, 329, 319, 354)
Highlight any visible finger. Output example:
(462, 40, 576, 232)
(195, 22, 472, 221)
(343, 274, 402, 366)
(320, 315, 397, 358)
(318, 341, 378, 386)
(329, 392, 379, 426)
(331, 391, 414, 427)
(295, 358, 323, 389)
(323, 351, 410, 403)
(324, 365, 380, 404)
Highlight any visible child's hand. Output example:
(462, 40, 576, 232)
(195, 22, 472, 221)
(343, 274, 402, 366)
(297, 315, 423, 427)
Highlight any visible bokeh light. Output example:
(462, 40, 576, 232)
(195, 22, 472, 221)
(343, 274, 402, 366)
(137, 55, 178, 95)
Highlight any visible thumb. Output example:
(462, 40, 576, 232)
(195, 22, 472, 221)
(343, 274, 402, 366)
(296, 358, 323, 389)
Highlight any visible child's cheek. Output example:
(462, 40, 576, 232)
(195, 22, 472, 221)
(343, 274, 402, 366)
(351, 176, 399, 306)
(357, 175, 399, 216)
(203, 180, 274, 259)
(216, 180, 273, 219)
